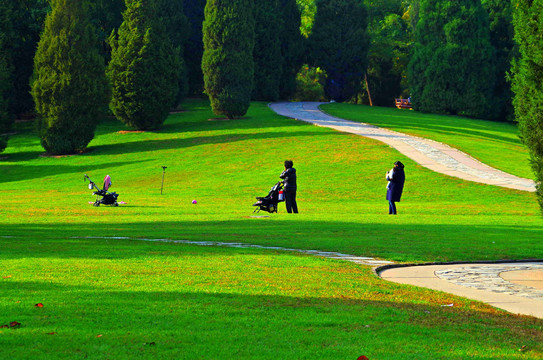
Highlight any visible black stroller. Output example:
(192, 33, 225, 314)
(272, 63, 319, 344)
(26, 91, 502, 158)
(84, 174, 119, 207)
(253, 181, 284, 213)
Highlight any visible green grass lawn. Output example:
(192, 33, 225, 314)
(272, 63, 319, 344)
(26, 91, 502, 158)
(321, 103, 532, 179)
(1, 99, 542, 358)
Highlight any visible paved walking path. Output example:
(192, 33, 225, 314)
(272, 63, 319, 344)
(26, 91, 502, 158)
(269, 102, 536, 192)
(379, 263, 543, 318)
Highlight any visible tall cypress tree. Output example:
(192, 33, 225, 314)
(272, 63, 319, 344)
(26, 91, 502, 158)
(202, 0, 255, 119)
(32, 0, 109, 155)
(183, 0, 206, 96)
(408, 0, 495, 119)
(512, 0, 543, 211)
(252, 0, 282, 101)
(108, 0, 179, 130)
(307, 0, 369, 102)
(0, 52, 11, 153)
(482, 0, 515, 121)
(0, 2, 14, 152)
(278, 0, 304, 100)
(158, 0, 190, 107)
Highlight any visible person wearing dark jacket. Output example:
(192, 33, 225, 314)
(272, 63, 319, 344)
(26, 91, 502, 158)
(386, 161, 405, 215)
(280, 160, 298, 213)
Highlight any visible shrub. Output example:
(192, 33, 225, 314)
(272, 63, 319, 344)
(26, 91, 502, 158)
(32, 0, 109, 155)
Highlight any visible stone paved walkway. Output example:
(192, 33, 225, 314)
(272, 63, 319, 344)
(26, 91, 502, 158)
(435, 263, 543, 300)
(269, 102, 536, 192)
(380, 263, 543, 318)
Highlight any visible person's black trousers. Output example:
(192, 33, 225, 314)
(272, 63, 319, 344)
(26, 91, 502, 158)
(284, 189, 298, 213)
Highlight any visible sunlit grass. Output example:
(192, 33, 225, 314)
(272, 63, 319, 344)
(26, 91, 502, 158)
(1, 99, 542, 358)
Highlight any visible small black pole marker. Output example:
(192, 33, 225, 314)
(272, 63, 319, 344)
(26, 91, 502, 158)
(160, 166, 167, 194)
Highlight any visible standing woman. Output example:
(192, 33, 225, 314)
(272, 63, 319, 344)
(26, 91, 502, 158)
(280, 160, 298, 213)
(386, 161, 405, 215)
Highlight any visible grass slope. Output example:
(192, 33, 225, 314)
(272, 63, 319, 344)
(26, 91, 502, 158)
(321, 103, 532, 179)
(1, 99, 542, 358)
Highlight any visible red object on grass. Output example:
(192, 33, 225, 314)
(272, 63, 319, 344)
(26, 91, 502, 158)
(357, 356, 369, 360)
(35, 303, 44, 308)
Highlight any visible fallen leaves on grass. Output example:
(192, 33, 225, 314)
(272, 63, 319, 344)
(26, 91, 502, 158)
(1, 321, 21, 328)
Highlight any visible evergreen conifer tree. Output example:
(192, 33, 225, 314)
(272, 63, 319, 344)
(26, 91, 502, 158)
(183, 0, 206, 96)
(0, 52, 11, 153)
(158, 0, 190, 107)
(482, 0, 515, 121)
(0, 2, 14, 152)
(202, 0, 255, 118)
(252, 0, 282, 101)
(108, 0, 179, 130)
(31, 0, 109, 155)
(308, 0, 369, 102)
(512, 0, 543, 211)
(278, 0, 304, 100)
(408, 0, 495, 119)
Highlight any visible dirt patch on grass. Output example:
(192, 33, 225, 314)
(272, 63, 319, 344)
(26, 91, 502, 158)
(118, 130, 145, 134)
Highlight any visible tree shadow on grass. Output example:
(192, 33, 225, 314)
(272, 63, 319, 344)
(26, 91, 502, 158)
(90, 130, 329, 157)
(1, 280, 540, 358)
(0, 159, 152, 184)
(1, 220, 542, 262)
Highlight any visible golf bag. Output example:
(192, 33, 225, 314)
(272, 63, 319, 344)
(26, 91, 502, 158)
(253, 181, 284, 213)
(84, 174, 119, 207)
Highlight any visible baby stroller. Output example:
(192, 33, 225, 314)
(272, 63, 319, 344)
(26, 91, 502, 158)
(253, 181, 284, 213)
(84, 174, 119, 207)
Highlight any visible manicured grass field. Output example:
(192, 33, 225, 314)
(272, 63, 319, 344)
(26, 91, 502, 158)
(321, 103, 532, 179)
(1, 99, 542, 358)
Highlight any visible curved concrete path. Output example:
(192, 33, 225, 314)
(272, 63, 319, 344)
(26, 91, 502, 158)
(269, 102, 536, 192)
(379, 263, 543, 318)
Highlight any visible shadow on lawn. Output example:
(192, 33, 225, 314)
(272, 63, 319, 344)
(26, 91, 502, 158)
(3, 284, 538, 358)
(0, 160, 151, 184)
(91, 130, 330, 156)
(1, 219, 543, 262)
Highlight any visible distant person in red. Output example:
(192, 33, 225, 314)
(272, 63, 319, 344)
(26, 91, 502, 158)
(386, 161, 405, 215)
(280, 160, 298, 213)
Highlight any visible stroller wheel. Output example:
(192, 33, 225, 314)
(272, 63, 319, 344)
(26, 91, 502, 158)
(93, 201, 100, 207)
(114, 202, 119, 207)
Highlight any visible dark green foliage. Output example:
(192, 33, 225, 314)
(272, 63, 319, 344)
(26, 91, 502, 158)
(158, 0, 190, 107)
(0, 2, 14, 152)
(279, 0, 305, 100)
(252, 0, 282, 101)
(108, 0, 179, 130)
(183, 0, 206, 96)
(308, 0, 369, 102)
(511, 0, 543, 211)
(364, 4, 411, 106)
(2, 0, 49, 118)
(408, 0, 496, 119)
(88, 0, 125, 60)
(482, 0, 515, 121)
(31, 0, 109, 155)
(202, 0, 255, 119)
(0, 52, 11, 153)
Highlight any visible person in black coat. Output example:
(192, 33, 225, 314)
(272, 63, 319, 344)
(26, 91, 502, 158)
(280, 160, 298, 213)
(386, 161, 405, 215)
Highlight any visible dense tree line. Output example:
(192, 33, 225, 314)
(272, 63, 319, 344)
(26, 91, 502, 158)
(0, 0, 536, 157)
(512, 0, 543, 211)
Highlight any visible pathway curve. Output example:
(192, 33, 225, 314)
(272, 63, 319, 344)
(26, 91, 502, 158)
(379, 263, 543, 318)
(269, 102, 536, 192)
